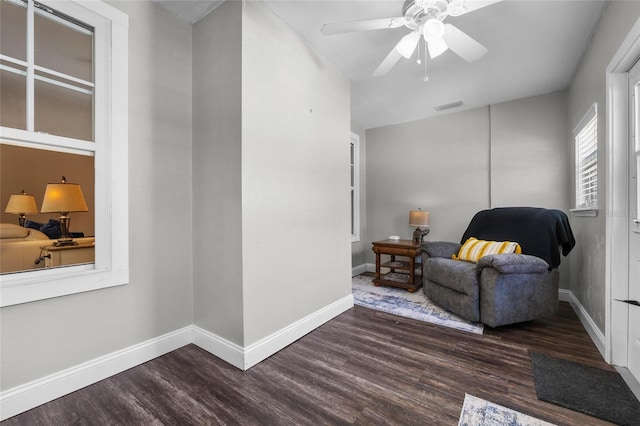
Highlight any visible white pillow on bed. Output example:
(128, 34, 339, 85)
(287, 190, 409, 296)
(0, 223, 29, 239)
(0, 223, 49, 240)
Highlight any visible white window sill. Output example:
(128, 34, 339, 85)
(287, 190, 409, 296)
(570, 207, 599, 217)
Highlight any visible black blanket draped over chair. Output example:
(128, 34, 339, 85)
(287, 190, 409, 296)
(461, 207, 575, 270)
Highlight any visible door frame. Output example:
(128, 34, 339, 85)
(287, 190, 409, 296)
(605, 17, 640, 367)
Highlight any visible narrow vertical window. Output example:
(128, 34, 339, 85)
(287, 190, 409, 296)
(350, 132, 360, 242)
(574, 104, 598, 209)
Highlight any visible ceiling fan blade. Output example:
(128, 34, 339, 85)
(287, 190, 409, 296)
(373, 47, 403, 77)
(428, 38, 448, 59)
(448, 0, 502, 17)
(442, 24, 488, 63)
(321, 17, 406, 35)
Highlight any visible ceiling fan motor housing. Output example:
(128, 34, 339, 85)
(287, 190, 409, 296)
(403, 0, 450, 31)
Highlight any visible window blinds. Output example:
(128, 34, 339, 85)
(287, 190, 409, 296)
(576, 110, 598, 208)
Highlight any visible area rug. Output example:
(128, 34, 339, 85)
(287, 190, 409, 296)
(352, 275, 483, 334)
(530, 352, 640, 426)
(458, 394, 555, 426)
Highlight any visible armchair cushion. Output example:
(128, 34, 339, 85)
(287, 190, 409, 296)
(422, 241, 461, 259)
(477, 254, 549, 274)
(424, 257, 478, 295)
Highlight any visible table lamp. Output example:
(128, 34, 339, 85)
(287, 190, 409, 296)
(5, 190, 38, 226)
(41, 176, 88, 246)
(409, 208, 430, 244)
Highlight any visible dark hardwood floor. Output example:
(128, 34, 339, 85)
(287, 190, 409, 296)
(3, 288, 619, 425)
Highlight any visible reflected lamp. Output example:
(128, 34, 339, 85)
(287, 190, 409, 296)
(41, 176, 88, 246)
(5, 190, 38, 227)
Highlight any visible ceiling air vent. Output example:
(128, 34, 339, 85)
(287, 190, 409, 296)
(434, 100, 464, 112)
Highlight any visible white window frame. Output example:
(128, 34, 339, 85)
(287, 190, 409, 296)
(350, 132, 360, 242)
(0, 0, 129, 307)
(572, 103, 598, 216)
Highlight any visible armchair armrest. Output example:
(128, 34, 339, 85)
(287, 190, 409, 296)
(422, 241, 461, 259)
(477, 253, 550, 274)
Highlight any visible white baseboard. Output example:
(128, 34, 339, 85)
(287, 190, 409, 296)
(615, 366, 640, 402)
(193, 294, 354, 370)
(559, 289, 606, 359)
(352, 263, 375, 276)
(192, 326, 245, 370)
(0, 296, 355, 420)
(0, 326, 192, 421)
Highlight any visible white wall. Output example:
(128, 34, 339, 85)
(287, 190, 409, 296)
(240, 1, 352, 346)
(0, 1, 193, 390)
(363, 92, 570, 281)
(567, 1, 640, 332)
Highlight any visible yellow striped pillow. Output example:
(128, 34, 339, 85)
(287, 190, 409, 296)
(453, 237, 522, 263)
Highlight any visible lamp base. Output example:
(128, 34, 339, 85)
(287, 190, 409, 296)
(54, 215, 78, 246)
(53, 238, 78, 247)
(412, 227, 430, 245)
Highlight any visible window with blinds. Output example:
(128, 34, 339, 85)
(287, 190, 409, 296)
(574, 104, 598, 209)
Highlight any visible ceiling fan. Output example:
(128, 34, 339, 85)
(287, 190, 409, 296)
(321, 0, 501, 79)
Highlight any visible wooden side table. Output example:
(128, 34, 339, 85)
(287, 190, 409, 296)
(41, 243, 95, 268)
(371, 239, 422, 292)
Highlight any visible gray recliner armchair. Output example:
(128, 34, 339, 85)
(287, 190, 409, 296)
(421, 207, 575, 328)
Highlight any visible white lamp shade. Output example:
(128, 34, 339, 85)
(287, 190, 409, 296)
(41, 182, 88, 213)
(396, 31, 420, 59)
(409, 210, 430, 227)
(423, 18, 445, 42)
(428, 38, 448, 59)
(5, 193, 38, 214)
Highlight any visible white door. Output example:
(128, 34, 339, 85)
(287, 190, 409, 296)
(628, 60, 640, 382)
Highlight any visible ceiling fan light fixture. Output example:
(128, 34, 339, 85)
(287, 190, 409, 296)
(396, 31, 421, 58)
(428, 38, 448, 58)
(423, 18, 445, 42)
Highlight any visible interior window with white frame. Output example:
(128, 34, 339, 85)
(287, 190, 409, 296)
(350, 132, 360, 242)
(574, 103, 598, 210)
(0, 0, 129, 307)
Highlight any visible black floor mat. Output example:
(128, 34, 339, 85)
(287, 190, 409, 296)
(530, 352, 640, 425)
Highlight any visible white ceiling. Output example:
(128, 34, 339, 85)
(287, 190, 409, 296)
(154, 0, 607, 130)
(153, 0, 225, 24)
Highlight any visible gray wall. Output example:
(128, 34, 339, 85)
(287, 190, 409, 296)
(193, 1, 352, 347)
(0, 1, 193, 389)
(363, 92, 570, 286)
(567, 1, 640, 333)
(366, 106, 490, 249)
(192, 0, 244, 345)
(240, 1, 352, 346)
(490, 91, 569, 210)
